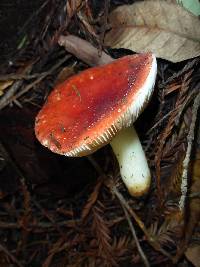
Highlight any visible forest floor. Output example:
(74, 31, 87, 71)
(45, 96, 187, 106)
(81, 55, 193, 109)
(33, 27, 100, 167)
(0, 1, 199, 266)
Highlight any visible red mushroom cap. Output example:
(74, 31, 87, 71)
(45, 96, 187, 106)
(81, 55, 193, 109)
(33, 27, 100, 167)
(35, 53, 157, 156)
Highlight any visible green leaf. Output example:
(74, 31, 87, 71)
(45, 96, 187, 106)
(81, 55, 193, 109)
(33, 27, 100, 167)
(177, 0, 200, 16)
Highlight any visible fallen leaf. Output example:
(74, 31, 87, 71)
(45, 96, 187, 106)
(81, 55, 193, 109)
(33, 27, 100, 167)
(0, 80, 13, 96)
(177, 0, 200, 16)
(185, 245, 200, 267)
(105, 1, 200, 62)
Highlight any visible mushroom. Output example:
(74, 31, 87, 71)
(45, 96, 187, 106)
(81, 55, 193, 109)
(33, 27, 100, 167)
(35, 53, 157, 197)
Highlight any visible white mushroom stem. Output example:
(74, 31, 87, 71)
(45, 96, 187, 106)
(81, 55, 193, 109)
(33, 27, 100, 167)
(110, 127, 151, 197)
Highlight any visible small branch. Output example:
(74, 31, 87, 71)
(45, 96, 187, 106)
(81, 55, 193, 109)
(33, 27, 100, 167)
(0, 72, 55, 81)
(0, 80, 23, 110)
(0, 62, 34, 110)
(0, 54, 71, 110)
(159, 58, 198, 89)
(147, 90, 196, 135)
(11, 54, 71, 105)
(58, 35, 113, 66)
(98, 0, 110, 55)
(111, 184, 173, 260)
(121, 204, 150, 267)
(0, 220, 79, 230)
(81, 177, 104, 221)
(154, 71, 194, 207)
(179, 91, 200, 210)
(17, 0, 50, 37)
(0, 243, 23, 267)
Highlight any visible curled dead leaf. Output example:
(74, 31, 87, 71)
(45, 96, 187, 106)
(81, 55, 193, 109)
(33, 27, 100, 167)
(105, 1, 200, 62)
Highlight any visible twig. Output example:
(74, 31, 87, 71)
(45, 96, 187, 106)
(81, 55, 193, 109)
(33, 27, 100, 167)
(121, 204, 150, 267)
(179, 91, 200, 210)
(159, 58, 198, 89)
(81, 177, 104, 220)
(82, 156, 106, 220)
(98, 0, 110, 55)
(0, 243, 23, 267)
(0, 220, 79, 230)
(189, 192, 200, 198)
(154, 71, 193, 206)
(32, 199, 66, 237)
(0, 80, 23, 110)
(0, 216, 123, 230)
(11, 54, 71, 105)
(0, 60, 35, 110)
(0, 54, 71, 110)
(0, 72, 55, 81)
(111, 184, 173, 260)
(147, 89, 197, 135)
(17, 0, 50, 37)
(58, 35, 113, 66)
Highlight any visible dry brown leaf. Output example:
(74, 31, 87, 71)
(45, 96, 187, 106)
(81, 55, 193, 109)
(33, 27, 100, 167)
(105, 1, 200, 62)
(185, 245, 200, 267)
(0, 80, 13, 96)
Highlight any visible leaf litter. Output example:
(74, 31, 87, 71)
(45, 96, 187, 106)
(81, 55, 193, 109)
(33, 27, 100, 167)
(105, 0, 200, 62)
(0, 0, 200, 266)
